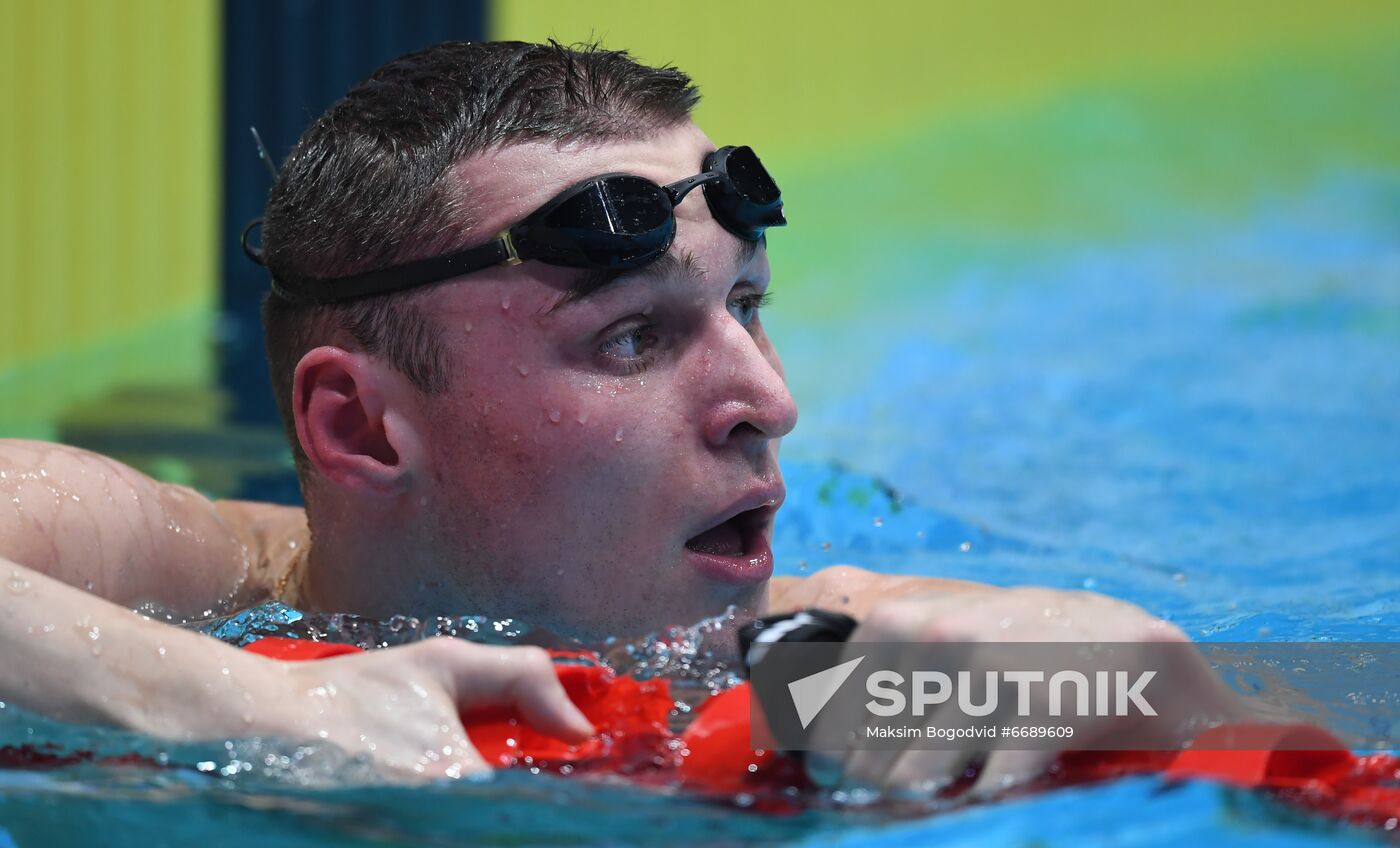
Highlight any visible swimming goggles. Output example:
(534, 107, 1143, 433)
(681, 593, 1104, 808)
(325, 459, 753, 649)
(246, 145, 785, 305)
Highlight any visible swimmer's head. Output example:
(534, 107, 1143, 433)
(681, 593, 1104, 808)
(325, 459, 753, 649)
(258, 41, 797, 639)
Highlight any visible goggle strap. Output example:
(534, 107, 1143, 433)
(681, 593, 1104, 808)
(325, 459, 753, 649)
(257, 146, 784, 304)
(663, 171, 722, 205)
(270, 236, 514, 304)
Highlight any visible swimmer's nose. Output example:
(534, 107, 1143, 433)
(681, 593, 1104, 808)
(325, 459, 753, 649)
(700, 321, 799, 449)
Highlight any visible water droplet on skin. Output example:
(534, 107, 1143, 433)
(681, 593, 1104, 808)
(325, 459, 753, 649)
(6, 571, 30, 595)
(575, 409, 589, 425)
(614, 428, 624, 442)
(516, 363, 530, 377)
(157, 646, 167, 658)
(501, 294, 511, 311)
(463, 320, 473, 333)
(548, 409, 561, 424)
(288, 540, 298, 550)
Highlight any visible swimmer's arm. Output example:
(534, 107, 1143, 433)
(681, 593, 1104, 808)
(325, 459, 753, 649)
(0, 439, 286, 615)
(0, 555, 591, 778)
(0, 555, 281, 731)
(766, 565, 984, 619)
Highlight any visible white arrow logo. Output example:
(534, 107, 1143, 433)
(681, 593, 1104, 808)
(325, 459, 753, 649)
(788, 655, 866, 729)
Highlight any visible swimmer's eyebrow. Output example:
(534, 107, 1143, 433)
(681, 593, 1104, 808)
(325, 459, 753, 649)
(548, 252, 687, 313)
(546, 237, 762, 314)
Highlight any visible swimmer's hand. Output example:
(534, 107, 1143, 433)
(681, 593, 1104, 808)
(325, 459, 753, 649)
(0, 556, 592, 781)
(800, 584, 1256, 798)
(272, 640, 595, 779)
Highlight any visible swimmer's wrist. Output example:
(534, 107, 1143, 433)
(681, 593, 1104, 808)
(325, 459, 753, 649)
(100, 626, 297, 741)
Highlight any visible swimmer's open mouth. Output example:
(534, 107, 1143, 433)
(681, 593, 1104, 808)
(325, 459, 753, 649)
(684, 506, 770, 558)
(683, 491, 782, 586)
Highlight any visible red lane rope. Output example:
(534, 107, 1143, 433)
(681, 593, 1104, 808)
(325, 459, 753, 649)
(240, 636, 1400, 827)
(8, 636, 1391, 829)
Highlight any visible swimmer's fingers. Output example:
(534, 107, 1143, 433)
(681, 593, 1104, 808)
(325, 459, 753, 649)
(878, 748, 1055, 800)
(433, 641, 595, 743)
(967, 749, 1056, 799)
(884, 748, 980, 796)
(835, 745, 905, 792)
(284, 648, 492, 781)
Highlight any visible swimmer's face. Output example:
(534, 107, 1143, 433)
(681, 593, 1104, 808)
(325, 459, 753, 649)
(410, 123, 797, 638)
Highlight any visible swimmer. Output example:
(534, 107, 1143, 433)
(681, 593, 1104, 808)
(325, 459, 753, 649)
(0, 42, 1253, 792)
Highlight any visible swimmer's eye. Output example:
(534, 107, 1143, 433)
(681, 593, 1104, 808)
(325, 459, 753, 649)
(728, 291, 772, 328)
(598, 323, 659, 374)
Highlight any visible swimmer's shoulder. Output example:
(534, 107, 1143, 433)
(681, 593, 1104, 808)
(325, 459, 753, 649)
(767, 564, 985, 619)
(0, 439, 302, 613)
(211, 497, 309, 602)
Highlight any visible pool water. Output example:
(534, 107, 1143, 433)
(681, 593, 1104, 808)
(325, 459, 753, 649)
(778, 172, 1400, 646)
(2, 169, 1396, 845)
(4, 34, 1400, 843)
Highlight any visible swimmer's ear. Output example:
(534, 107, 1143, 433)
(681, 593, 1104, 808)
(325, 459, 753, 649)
(293, 346, 419, 495)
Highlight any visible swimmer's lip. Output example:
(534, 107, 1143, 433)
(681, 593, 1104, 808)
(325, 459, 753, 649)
(684, 536, 773, 585)
(681, 486, 783, 585)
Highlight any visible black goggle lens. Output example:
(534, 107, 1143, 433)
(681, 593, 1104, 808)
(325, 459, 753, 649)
(544, 176, 671, 236)
(723, 146, 780, 206)
(532, 175, 675, 267)
(701, 146, 786, 240)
